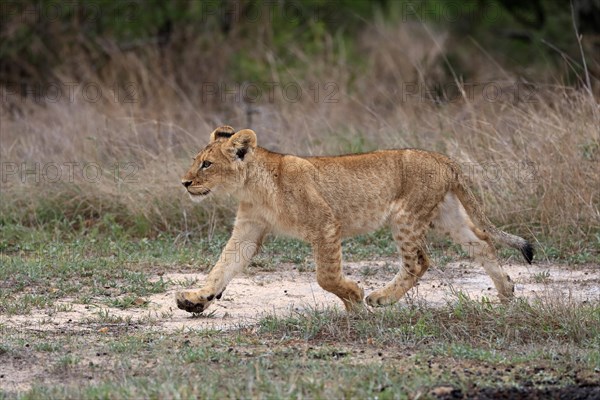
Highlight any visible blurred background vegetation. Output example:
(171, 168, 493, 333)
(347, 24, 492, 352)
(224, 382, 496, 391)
(1, 0, 599, 90)
(1, 0, 599, 261)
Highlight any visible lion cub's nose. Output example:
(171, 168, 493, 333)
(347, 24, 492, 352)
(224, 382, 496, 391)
(182, 180, 192, 188)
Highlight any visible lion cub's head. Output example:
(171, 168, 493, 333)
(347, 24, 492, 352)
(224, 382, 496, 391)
(181, 126, 257, 202)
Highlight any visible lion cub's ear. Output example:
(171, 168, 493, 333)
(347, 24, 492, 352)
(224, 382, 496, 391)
(227, 129, 257, 161)
(210, 125, 236, 142)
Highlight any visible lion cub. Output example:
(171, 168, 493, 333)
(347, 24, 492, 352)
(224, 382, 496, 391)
(176, 126, 533, 314)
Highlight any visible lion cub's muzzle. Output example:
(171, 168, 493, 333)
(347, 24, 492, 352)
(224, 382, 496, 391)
(187, 187, 211, 196)
(181, 180, 212, 197)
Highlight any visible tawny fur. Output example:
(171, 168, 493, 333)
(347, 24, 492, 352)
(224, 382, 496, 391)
(176, 126, 533, 314)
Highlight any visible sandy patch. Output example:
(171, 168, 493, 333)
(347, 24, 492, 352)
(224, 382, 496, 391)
(1, 261, 598, 333)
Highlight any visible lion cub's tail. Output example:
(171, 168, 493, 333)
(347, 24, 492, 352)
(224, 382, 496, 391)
(451, 176, 534, 264)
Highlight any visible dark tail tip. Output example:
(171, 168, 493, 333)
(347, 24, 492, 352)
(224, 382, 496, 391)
(521, 242, 534, 264)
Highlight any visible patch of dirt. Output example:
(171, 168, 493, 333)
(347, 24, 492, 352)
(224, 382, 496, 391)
(0, 359, 39, 394)
(1, 261, 598, 334)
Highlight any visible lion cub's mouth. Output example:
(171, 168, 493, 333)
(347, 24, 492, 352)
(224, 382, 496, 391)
(188, 187, 211, 196)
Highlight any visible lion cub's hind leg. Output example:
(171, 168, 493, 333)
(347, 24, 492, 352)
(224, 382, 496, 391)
(365, 209, 432, 307)
(313, 223, 364, 311)
(434, 193, 514, 302)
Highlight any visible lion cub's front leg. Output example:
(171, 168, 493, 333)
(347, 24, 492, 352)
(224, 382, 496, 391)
(176, 218, 267, 314)
(176, 263, 232, 313)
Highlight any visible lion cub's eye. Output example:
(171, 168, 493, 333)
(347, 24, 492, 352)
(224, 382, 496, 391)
(200, 160, 212, 169)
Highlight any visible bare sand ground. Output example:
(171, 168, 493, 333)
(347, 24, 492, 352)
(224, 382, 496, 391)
(2, 261, 598, 333)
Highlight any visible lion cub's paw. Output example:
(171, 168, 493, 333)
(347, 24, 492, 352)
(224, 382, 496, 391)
(494, 275, 515, 304)
(175, 288, 224, 313)
(341, 283, 365, 312)
(365, 290, 397, 307)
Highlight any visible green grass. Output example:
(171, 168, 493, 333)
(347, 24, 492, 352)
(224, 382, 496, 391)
(1, 295, 597, 399)
(0, 229, 221, 315)
(259, 296, 600, 348)
(1, 221, 599, 397)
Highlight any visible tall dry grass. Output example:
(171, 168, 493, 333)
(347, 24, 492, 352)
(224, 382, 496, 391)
(1, 21, 598, 257)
